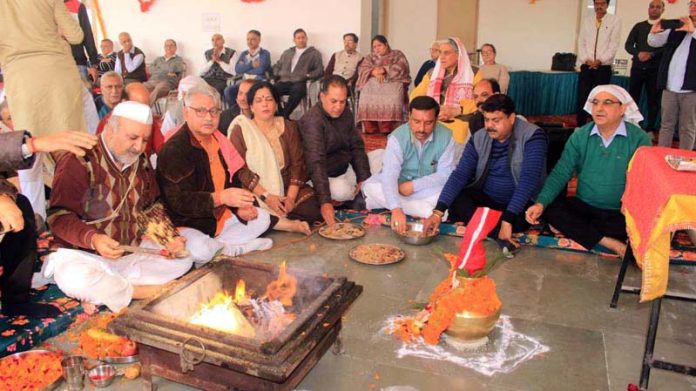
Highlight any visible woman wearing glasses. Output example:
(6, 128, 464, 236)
(228, 81, 322, 226)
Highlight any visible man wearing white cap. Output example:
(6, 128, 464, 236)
(526, 85, 651, 258)
(43, 101, 194, 312)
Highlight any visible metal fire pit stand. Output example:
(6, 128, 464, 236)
(609, 244, 696, 390)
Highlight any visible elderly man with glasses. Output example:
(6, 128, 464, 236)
(525, 85, 651, 258)
(156, 83, 274, 262)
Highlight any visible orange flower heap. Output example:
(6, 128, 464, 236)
(0, 351, 63, 390)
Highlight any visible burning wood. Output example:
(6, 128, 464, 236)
(188, 263, 299, 340)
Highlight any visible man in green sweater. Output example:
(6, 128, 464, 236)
(525, 85, 651, 258)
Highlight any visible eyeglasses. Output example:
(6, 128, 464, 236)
(589, 99, 621, 107)
(188, 106, 222, 117)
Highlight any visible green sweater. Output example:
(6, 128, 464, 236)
(536, 122, 651, 210)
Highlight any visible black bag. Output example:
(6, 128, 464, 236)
(551, 53, 577, 71)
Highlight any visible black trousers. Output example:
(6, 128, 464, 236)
(577, 64, 613, 126)
(0, 194, 38, 306)
(628, 66, 661, 132)
(447, 188, 530, 237)
(276, 81, 307, 118)
(543, 196, 626, 251)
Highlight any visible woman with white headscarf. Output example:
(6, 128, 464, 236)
(410, 37, 481, 144)
(525, 85, 651, 258)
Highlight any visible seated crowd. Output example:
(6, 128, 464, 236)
(5, 4, 686, 317)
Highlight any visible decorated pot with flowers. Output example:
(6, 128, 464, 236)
(390, 207, 505, 346)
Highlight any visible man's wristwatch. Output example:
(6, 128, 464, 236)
(259, 191, 270, 202)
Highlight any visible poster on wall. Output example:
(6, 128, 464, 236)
(202, 12, 221, 32)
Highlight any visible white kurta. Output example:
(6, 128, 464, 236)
(43, 239, 194, 312)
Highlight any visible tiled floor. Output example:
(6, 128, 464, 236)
(46, 226, 696, 390)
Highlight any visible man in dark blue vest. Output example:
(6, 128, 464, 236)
(423, 95, 548, 248)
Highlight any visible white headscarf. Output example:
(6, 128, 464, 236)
(583, 85, 643, 125)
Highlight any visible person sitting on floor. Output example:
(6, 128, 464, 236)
(422, 94, 548, 249)
(362, 96, 456, 232)
(525, 85, 651, 258)
(114, 32, 147, 84)
(94, 71, 124, 119)
(228, 81, 321, 227)
(44, 102, 191, 313)
(1, 129, 97, 318)
(356, 35, 411, 134)
(272, 28, 324, 118)
(468, 78, 502, 136)
(157, 83, 278, 261)
(324, 33, 363, 87)
(219, 78, 256, 134)
(143, 39, 186, 105)
(410, 37, 479, 144)
(298, 75, 372, 226)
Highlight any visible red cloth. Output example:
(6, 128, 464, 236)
(64, 0, 80, 13)
(622, 146, 696, 258)
(456, 207, 502, 275)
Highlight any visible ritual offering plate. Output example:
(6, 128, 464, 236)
(665, 155, 696, 172)
(0, 349, 63, 391)
(319, 222, 366, 240)
(349, 243, 405, 265)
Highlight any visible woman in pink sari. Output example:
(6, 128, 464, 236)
(356, 35, 411, 134)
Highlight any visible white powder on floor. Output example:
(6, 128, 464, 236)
(382, 315, 550, 377)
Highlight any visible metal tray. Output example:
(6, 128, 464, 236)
(101, 355, 139, 364)
(318, 222, 366, 240)
(0, 349, 63, 391)
(349, 243, 406, 265)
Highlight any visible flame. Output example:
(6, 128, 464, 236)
(234, 280, 247, 305)
(189, 292, 255, 338)
(264, 261, 297, 307)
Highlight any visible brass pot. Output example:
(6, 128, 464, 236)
(445, 307, 501, 340)
(444, 276, 502, 341)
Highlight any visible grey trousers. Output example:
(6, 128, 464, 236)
(657, 90, 696, 150)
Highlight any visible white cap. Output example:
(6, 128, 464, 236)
(111, 101, 153, 125)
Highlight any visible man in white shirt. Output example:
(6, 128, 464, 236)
(200, 34, 236, 99)
(114, 32, 147, 84)
(649, 1, 696, 150)
(576, 0, 622, 126)
(362, 96, 456, 232)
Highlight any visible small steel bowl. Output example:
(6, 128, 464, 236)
(88, 364, 116, 388)
(395, 222, 437, 245)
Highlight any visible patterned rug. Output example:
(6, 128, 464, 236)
(0, 232, 86, 357)
(335, 210, 696, 264)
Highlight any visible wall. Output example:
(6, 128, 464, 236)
(437, 0, 478, 57)
(384, 0, 438, 83)
(477, 0, 689, 72)
(477, 0, 580, 71)
(94, 0, 363, 76)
